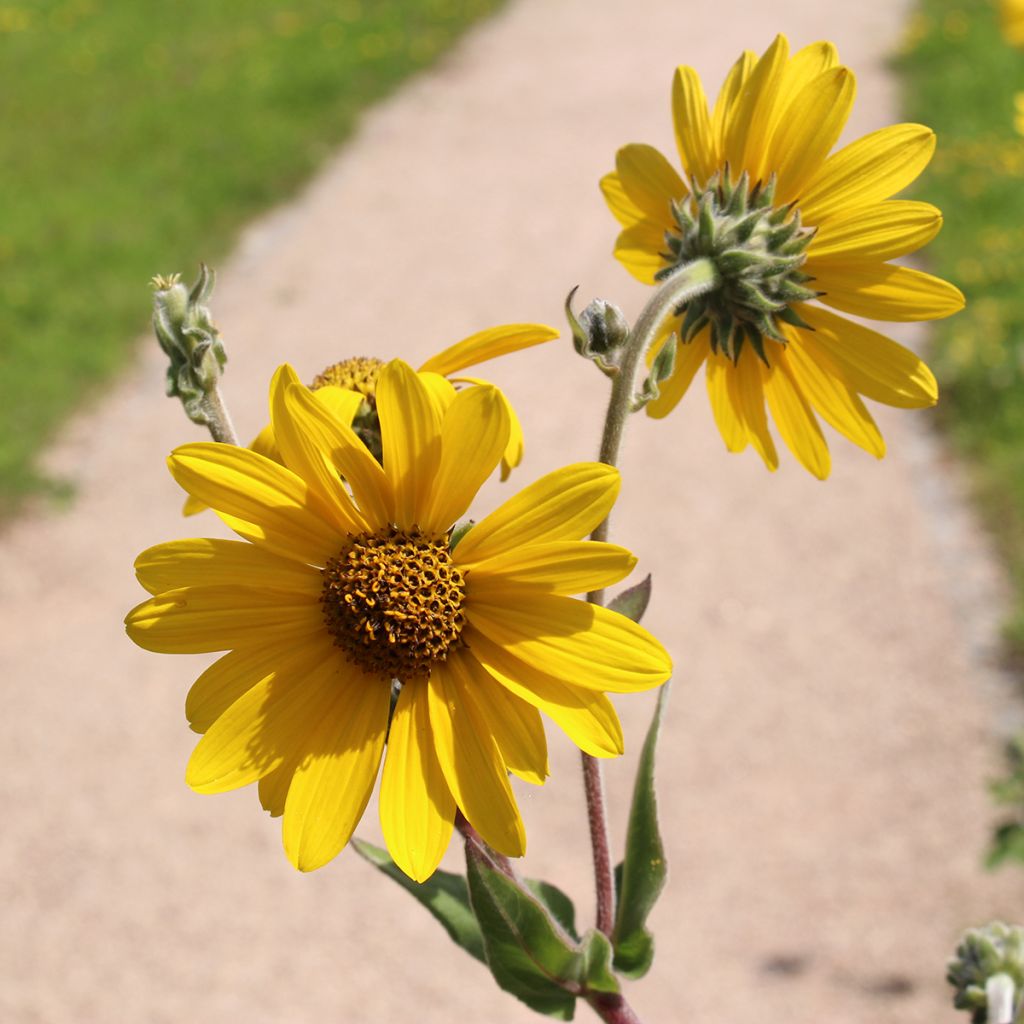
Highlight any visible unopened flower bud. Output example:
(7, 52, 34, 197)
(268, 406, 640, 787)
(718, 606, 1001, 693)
(565, 288, 629, 376)
(948, 922, 1024, 1023)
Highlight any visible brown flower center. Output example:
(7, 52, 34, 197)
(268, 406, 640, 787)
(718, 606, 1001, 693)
(320, 526, 466, 679)
(311, 356, 384, 403)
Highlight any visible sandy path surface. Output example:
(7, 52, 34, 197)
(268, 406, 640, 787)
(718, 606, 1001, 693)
(2, 1, 1020, 1021)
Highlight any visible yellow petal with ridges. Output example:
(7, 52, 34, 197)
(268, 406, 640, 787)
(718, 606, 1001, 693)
(420, 384, 509, 533)
(794, 304, 938, 409)
(377, 360, 442, 530)
(799, 124, 936, 223)
(600, 171, 647, 228)
(312, 384, 364, 426)
(647, 330, 711, 420)
(724, 34, 789, 179)
(809, 201, 943, 262)
(458, 653, 548, 785)
(812, 262, 965, 322)
(467, 541, 636, 596)
(712, 50, 756, 152)
(283, 382, 392, 528)
(283, 667, 389, 872)
(762, 350, 831, 479)
(465, 626, 624, 758)
(615, 144, 686, 227)
(418, 324, 559, 376)
(466, 592, 670, 694)
(125, 585, 323, 654)
(448, 376, 524, 481)
(706, 351, 748, 453)
(168, 443, 340, 565)
(672, 65, 716, 185)
(784, 331, 885, 458)
(453, 463, 620, 566)
(729, 348, 778, 470)
(186, 648, 340, 793)
(135, 538, 322, 596)
(428, 661, 525, 857)
(258, 754, 298, 818)
(380, 677, 455, 882)
(774, 40, 838, 114)
(615, 221, 669, 284)
(770, 67, 855, 205)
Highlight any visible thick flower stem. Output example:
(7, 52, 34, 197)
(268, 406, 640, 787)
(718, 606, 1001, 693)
(581, 257, 718, 946)
(200, 384, 239, 445)
(586, 992, 644, 1024)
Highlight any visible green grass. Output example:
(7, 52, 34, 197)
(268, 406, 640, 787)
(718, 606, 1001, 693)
(0, 0, 503, 514)
(898, 0, 1024, 656)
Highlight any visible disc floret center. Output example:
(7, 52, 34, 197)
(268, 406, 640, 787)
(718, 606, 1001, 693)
(661, 170, 818, 364)
(311, 356, 384, 403)
(321, 526, 466, 679)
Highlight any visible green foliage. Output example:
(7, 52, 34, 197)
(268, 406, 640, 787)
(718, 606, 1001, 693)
(607, 574, 652, 625)
(611, 685, 669, 979)
(898, 0, 1024, 658)
(0, 0, 502, 513)
(986, 735, 1024, 869)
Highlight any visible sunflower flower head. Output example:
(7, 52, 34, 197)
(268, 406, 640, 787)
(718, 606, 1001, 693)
(127, 359, 671, 881)
(311, 356, 385, 403)
(601, 35, 965, 478)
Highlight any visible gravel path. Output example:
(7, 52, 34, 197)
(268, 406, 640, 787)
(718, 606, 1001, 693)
(2, 1, 1020, 1021)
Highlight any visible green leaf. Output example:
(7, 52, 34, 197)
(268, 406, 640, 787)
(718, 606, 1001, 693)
(987, 822, 1024, 870)
(351, 839, 485, 964)
(579, 930, 620, 995)
(465, 845, 581, 1019)
(526, 879, 580, 942)
(612, 684, 670, 979)
(607, 574, 652, 624)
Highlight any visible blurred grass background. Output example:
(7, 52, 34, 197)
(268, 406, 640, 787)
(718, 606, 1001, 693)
(0, 0, 502, 515)
(899, 0, 1024, 658)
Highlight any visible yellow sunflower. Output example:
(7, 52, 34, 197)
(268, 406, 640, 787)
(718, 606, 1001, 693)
(183, 323, 557, 516)
(127, 360, 671, 880)
(601, 35, 965, 478)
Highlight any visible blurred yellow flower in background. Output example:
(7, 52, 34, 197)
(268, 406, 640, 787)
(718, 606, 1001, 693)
(601, 35, 964, 478)
(1002, 0, 1024, 47)
(127, 360, 671, 881)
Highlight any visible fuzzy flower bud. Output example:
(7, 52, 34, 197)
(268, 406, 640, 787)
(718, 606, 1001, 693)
(948, 922, 1024, 1023)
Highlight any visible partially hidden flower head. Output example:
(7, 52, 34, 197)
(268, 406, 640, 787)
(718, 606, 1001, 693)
(601, 35, 965, 478)
(127, 360, 671, 880)
(1002, 0, 1024, 47)
(182, 323, 557, 515)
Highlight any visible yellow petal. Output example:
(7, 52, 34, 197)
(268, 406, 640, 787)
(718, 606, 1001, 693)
(258, 755, 298, 818)
(793, 304, 938, 409)
(770, 67, 856, 204)
(417, 372, 458, 425)
(729, 347, 778, 470)
(458, 653, 549, 785)
(380, 677, 455, 882)
(418, 324, 559, 377)
(465, 626, 624, 757)
(799, 124, 936, 223)
(646, 330, 711, 420)
(312, 385, 364, 426)
(811, 262, 965, 321)
(614, 144, 685, 226)
(615, 221, 669, 285)
(283, 669, 389, 872)
(182, 494, 206, 517)
(723, 34, 789, 179)
(447, 376, 524, 480)
(453, 463, 621, 566)
(762, 350, 831, 479)
(466, 592, 671, 694)
(185, 647, 341, 793)
(135, 538, 321, 596)
(672, 65, 716, 185)
(784, 334, 885, 458)
(467, 541, 636, 596)
(420, 384, 509, 533)
(167, 443, 340, 565)
(376, 360, 442, 530)
(269, 364, 366, 534)
(712, 50, 756, 153)
(600, 171, 647, 228)
(283, 382, 392, 528)
(775, 41, 839, 111)
(809, 201, 942, 262)
(125, 586, 323, 654)
(706, 351, 748, 453)
(428, 661, 526, 857)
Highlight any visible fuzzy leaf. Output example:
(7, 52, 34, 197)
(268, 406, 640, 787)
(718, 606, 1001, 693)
(607, 574, 652, 624)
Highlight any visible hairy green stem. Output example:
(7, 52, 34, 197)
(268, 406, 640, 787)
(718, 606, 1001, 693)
(200, 383, 239, 445)
(582, 256, 717, 947)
